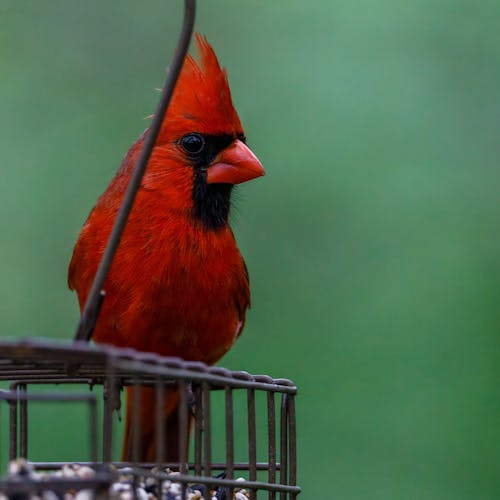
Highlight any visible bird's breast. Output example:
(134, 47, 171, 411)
(92, 218, 249, 365)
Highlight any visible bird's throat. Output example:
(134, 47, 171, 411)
(192, 173, 233, 231)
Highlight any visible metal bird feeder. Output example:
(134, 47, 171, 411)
(0, 1, 300, 498)
(0, 340, 298, 498)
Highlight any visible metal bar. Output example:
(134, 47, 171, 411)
(247, 388, 257, 500)
(154, 380, 165, 500)
(74, 0, 197, 342)
(0, 474, 301, 496)
(194, 384, 203, 476)
(163, 386, 169, 465)
(19, 384, 27, 458)
(132, 379, 141, 464)
(30, 461, 282, 470)
(267, 391, 277, 500)
(113, 366, 298, 393)
(88, 395, 98, 463)
(1, 389, 97, 461)
(225, 387, 234, 475)
(178, 380, 188, 476)
(131, 380, 141, 500)
(102, 361, 116, 462)
(0, 343, 298, 394)
(0, 374, 296, 393)
(8, 389, 17, 460)
(279, 394, 288, 500)
(225, 385, 234, 499)
(73, 290, 105, 344)
(0, 474, 114, 495)
(0, 393, 95, 403)
(202, 382, 211, 477)
(288, 395, 297, 499)
(102, 471, 302, 495)
(6, 378, 100, 385)
(155, 378, 165, 465)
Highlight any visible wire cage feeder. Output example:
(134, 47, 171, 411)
(0, 1, 299, 498)
(0, 340, 299, 498)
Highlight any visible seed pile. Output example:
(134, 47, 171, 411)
(1, 460, 251, 500)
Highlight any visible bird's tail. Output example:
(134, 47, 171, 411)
(122, 386, 189, 463)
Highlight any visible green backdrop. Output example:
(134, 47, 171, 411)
(0, 1, 499, 498)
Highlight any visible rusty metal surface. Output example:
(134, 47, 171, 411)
(0, 339, 300, 498)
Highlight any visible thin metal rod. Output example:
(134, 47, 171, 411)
(194, 385, 203, 476)
(279, 394, 288, 500)
(132, 379, 141, 464)
(102, 361, 116, 462)
(0, 475, 114, 496)
(155, 378, 165, 465)
(225, 389, 234, 472)
(225, 386, 234, 499)
(155, 381, 166, 500)
(30, 461, 283, 471)
(0, 473, 301, 496)
(202, 382, 211, 477)
(178, 380, 189, 475)
(247, 388, 257, 500)
(267, 392, 276, 500)
(179, 381, 189, 499)
(20, 384, 27, 458)
(74, 0, 197, 341)
(8, 393, 17, 460)
(88, 396, 98, 463)
(288, 395, 297, 499)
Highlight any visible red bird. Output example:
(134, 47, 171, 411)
(68, 34, 264, 461)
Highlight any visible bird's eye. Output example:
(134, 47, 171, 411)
(180, 133, 205, 155)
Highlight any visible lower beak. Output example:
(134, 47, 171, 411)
(206, 139, 265, 185)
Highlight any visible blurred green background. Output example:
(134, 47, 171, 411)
(0, 0, 499, 498)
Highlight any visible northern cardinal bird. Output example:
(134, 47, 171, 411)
(68, 34, 264, 462)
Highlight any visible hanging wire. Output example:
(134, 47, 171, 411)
(75, 0, 197, 342)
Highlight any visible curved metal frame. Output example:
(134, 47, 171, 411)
(75, 0, 196, 341)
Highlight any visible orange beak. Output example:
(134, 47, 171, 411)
(206, 140, 265, 185)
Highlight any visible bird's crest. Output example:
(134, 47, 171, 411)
(159, 34, 243, 140)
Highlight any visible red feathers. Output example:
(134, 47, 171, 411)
(68, 34, 264, 461)
(158, 34, 243, 141)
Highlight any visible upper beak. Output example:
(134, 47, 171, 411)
(206, 139, 265, 185)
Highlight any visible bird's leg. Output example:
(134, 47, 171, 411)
(186, 381, 196, 417)
(103, 377, 122, 420)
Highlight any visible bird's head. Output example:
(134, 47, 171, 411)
(142, 34, 265, 230)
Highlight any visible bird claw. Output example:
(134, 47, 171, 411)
(103, 378, 122, 418)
